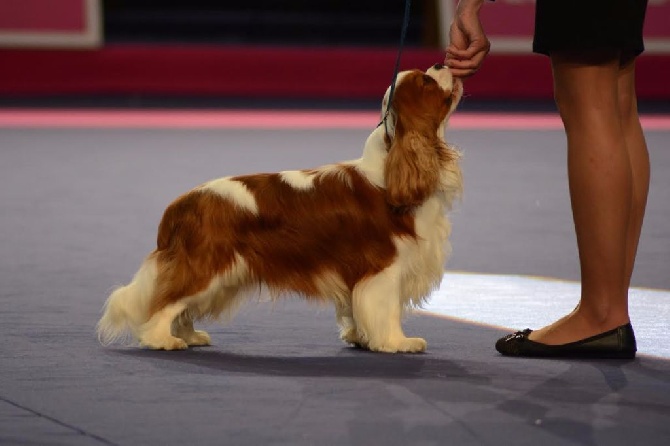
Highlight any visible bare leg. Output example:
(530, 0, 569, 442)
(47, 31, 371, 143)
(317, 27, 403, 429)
(529, 53, 648, 345)
(617, 60, 650, 291)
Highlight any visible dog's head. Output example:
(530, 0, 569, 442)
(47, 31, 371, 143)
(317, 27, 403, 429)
(380, 64, 462, 141)
(381, 64, 462, 210)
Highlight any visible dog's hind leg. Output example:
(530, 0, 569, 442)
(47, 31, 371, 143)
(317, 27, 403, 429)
(352, 265, 426, 353)
(172, 311, 211, 347)
(171, 284, 246, 347)
(335, 298, 363, 347)
(138, 301, 190, 350)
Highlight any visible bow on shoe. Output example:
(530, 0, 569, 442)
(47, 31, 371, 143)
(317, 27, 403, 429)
(495, 329, 532, 356)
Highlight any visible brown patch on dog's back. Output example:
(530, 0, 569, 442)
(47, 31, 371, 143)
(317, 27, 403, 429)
(236, 168, 416, 292)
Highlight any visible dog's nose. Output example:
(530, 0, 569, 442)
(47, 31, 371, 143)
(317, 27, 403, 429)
(432, 63, 444, 70)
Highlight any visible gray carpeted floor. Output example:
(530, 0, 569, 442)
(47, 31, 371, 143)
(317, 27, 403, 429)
(1, 125, 669, 445)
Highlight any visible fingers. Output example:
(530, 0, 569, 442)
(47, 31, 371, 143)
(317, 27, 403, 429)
(445, 47, 489, 77)
(446, 41, 487, 60)
(444, 55, 484, 78)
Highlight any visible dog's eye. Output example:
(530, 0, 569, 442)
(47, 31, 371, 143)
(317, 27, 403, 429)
(422, 74, 436, 84)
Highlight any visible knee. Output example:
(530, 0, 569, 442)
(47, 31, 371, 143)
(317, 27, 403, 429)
(617, 87, 639, 126)
(552, 84, 569, 120)
(553, 84, 622, 132)
(551, 82, 596, 129)
(552, 88, 589, 130)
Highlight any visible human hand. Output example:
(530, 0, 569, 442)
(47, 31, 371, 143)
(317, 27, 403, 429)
(444, 1, 490, 78)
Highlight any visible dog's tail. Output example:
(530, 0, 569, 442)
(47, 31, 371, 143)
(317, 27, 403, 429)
(96, 255, 158, 345)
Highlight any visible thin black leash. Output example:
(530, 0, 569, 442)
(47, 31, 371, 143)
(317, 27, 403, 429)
(378, 0, 413, 136)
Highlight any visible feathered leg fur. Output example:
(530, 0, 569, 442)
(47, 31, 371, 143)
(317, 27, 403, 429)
(352, 264, 427, 353)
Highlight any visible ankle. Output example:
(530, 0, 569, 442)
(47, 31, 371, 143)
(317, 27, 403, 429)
(573, 304, 629, 329)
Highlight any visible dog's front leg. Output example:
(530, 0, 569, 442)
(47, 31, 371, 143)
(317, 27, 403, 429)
(352, 265, 427, 353)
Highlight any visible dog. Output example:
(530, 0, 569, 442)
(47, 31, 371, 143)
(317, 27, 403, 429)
(97, 64, 463, 353)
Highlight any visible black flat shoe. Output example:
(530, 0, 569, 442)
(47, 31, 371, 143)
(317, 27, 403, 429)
(495, 323, 637, 359)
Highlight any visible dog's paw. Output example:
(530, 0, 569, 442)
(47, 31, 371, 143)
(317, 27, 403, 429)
(369, 336, 427, 354)
(340, 328, 362, 346)
(182, 330, 211, 347)
(396, 337, 427, 353)
(141, 335, 189, 351)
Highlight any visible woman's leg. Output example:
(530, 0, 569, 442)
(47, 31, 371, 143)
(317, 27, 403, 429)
(617, 59, 650, 291)
(528, 53, 647, 345)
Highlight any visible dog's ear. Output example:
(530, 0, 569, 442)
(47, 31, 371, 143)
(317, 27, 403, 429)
(384, 129, 442, 210)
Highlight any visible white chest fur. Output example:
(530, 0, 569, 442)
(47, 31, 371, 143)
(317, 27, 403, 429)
(395, 196, 452, 308)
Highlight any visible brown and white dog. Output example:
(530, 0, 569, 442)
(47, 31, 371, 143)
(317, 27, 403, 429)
(97, 64, 463, 353)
